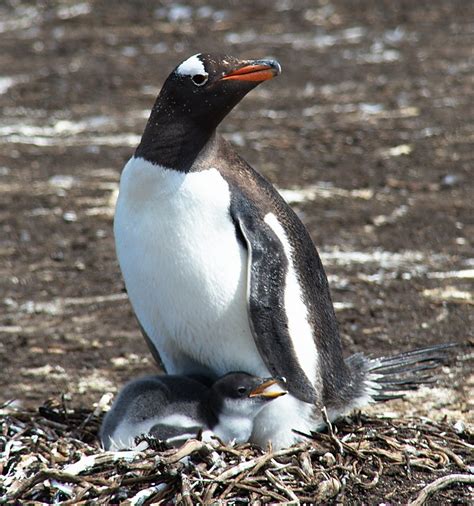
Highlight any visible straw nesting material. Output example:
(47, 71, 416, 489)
(1, 399, 472, 504)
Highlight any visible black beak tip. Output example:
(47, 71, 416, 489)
(258, 58, 281, 76)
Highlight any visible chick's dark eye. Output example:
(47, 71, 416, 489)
(237, 387, 247, 394)
(192, 73, 208, 86)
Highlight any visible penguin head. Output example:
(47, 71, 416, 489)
(211, 372, 287, 420)
(136, 54, 281, 169)
(158, 53, 281, 130)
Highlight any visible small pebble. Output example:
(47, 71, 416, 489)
(440, 173, 460, 188)
(320, 452, 336, 466)
(20, 230, 31, 242)
(51, 250, 64, 261)
(63, 211, 78, 223)
(49, 175, 76, 189)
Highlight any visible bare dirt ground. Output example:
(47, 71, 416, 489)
(0, 0, 473, 502)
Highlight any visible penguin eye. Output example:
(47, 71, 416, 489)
(237, 386, 247, 395)
(191, 73, 208, 86)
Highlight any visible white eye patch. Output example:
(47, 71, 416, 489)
(176, 53, 206, 77)
(175, 54, 209, 86)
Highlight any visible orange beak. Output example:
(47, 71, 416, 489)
(221, 60, 281, 83)
(248, 378, 287, 399)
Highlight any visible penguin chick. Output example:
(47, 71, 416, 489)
(100, 372, 287, 450)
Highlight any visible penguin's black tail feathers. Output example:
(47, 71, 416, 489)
(343, 343, 456, 409)
(366, 343, 456, 401)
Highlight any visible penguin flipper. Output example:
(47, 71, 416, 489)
(232, 208, 317, 404)
(148, 423, 203, 447)
(137, 320, 167, 371)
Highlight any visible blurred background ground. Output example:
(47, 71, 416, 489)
(0, 0, 472, 426)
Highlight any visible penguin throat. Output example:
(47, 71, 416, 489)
(212, 413, 254, 444)
(206, 392, 260, 444)
(135, 101, 216, 172)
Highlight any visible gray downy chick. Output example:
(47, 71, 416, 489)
(100, 372, 287, 450)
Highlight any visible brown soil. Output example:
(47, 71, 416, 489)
(0, 0, 472, 502)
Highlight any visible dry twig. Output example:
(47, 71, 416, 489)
(1, 403, 472, 504)
(408, 473, 474, 506)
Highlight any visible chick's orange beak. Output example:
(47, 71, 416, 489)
(249, 378, 287, 399)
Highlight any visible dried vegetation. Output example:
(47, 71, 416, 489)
(1, 401, 472, 504)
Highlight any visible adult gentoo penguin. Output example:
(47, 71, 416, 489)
(114, 53, 453, 448)
(100, 373, 287, 450)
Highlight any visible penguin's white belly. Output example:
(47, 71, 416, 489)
(114, 157, 267, 376)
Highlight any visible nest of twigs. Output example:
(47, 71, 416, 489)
(1, 399, 472, 505)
